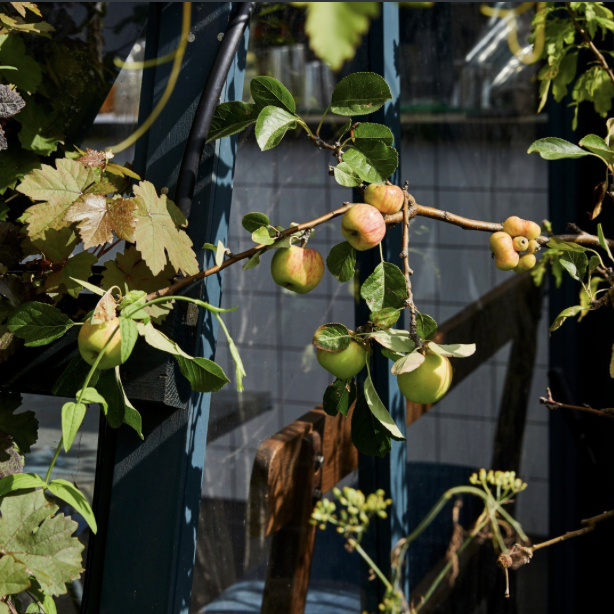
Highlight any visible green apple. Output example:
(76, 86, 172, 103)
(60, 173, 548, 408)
(78, 316, 122, 370)
(270, 245, 324, 294)
(364, 183, 404, 214)
(341, 204, 386, 251)
(396, 351, 452, 404)
(317, 340, 367, 379)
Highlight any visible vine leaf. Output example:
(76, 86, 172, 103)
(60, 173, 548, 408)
(360, 262, 408, 312)
(7, 302, 74, 347)
(64, 195, 137, 249)
(0, 489, 84, 596)
(312, 323, 351, 352)
(133, 181, 199, 276)
(0, 391, 38, 453)
(207, 101, 260, 142)
(30, 227, 78, 264)
(0, 148, 40, 195)
(323, 378, 356, 417)
(44, 251, 98, 299)
(16, 97, 63, 156)
(0, 222, 23, 268)
(0, 553, 30, 598)
(331, 72, 392, 115)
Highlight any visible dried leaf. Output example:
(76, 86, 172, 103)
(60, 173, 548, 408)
(0, 83, 25, 118)
(590, 180, 607, 220)
(91, 289, 117, 324)
(77, 147, 107, 168)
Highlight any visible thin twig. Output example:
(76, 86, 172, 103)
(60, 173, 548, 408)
(540, 387, 614, 420)
(402, 187, 421, 346)
(566, 3, 614, 88)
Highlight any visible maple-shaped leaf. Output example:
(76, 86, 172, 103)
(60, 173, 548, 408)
(0, 489, 84, 596)
(30, 227, 78, 264)
(18, 159, 96, 239)
(0, 222, 23, 268)
(0, 390, 38, 453)
(101, 246, 175, 321)
(0, 84, 24, 118)
(64, 194, 137, 249)
(43, 251, 98, 299)
(0, 549, 30, 597)
(133, 181, 198, 276)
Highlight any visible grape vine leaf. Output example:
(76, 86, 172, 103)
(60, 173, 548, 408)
(18, 159, 96, 239)
(133, 181, 199, 276)
(30, 227, 78, 264)
(0, 222, 23, 268)
(0, 489, 84, 596)
(43, 251, 98, 299)
(0, 553, 30, 598)
(64, 194, 137, 249)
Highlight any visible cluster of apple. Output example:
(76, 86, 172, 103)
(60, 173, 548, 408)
(269, 183, 404, 294)
(489, 216, 541, 273)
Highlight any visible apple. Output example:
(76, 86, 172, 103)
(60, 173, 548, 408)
(317, 340, 367, 379)
(512, 236, 529, 252)
(397, 351, 452, 404)
(502, 216, 541, 240)
(78, 316, 122, 370)
(514, 253, 536, 273)
(364, 183, 404, 214)
(489, 231, 519, 271)
(341, 204, 386, 251)
(527, 239, 539, 254)
(270, 245, 324, 294)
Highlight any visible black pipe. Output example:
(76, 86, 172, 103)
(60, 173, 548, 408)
(175, 1, 255, 217)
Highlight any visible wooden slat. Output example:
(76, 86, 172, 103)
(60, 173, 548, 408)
(406, 274, 543, 425)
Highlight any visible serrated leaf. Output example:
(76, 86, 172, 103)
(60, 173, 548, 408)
(578, 134, 614, 164)
(370, 307, 401, 330)
(47, 480, 97, 534)
(352, 122, 394, 145)
(527, 137, 593, 160)
(363, 375, 405, 441)
(251, 76, 295, 113)
(133, 181, 198, 276)
(105, 162, 140, 180)
(255, 106, 296, 151)
(369, 329, 415, 353)
(559, 251, 588, 282)
(391, 350, 425, 375)
(0, 489, 84, 596)
(252, 226, 276, 246)
(64, 195, 137, 249)
(331, 72, 392, 115)
(176, 356, 230, 393)
(333, 162, 362, 187)
(0, 33, 42, 93)
(326, 242, 356, 282)
(0, 391, 37, 453)
(550, 305, 584, 332)
(415, 311, 437, 340)
(351, 394, 391, 457)
(323, 378, 356, 417)
(312, 323, 351, 352)
(7, 302, 73, 346)
(30, 227, 78, 264)
(343, 141, 398, 183)
(597, 223, 614, 261)
(0, 553, 29, 597)
(207, 101, 260, 142)
(61, 402, 86, 452)
(427, 342, 476, 358)
(547, 237, 589, 252)
(44, 251, 98, 299)
(360, 262, 408, 312)
(242, 212, 270, 233)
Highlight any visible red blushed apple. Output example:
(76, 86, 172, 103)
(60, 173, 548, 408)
(270, 245, 324, 294)
(364, 183, 404, 214)
(341, 204, 386, 251)
(78, 316, 122, 370)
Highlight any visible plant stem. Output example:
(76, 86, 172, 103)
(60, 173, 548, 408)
(540, 387, 614, 420)
(349, 536, 393, 591)
(316, 105, 330, 137)
(402, 190, 420, 346)
(44, 440, 63, 484)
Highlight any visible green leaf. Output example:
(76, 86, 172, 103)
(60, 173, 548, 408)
(96, 368, 142, 437)
(369, 329, 415, 353)
(343, 141, 398, 183)
(68, 277, 105, 297)
(0, 489, 84, 596)
(427, 342, 476, 358)
(16, 98, 63, 156)
(137, 321, 191, 357)
(312, 323, 351, 352)
(547, 237, 589, 252)
(215, 314, 246, 393)
(550, 305, 584, 332)
(294, 3, 380, 71)
(323, 378, 357, 417)
(331, 72, 392, 116)
(370, 307, 401, 330)
(242, 212, 270, 233)
(391, 350, 425, 375)
(0, 33, 42, 93)
(351, 394, 391, 457)
(78, 387, 108, 413)
(332, 162, 363, 187)
(352, 122, 394, 145)
(123, 403, 143, 440)
(527, 137, 593, 160)
(360, 262, 408, 312)
(61, 402, 86, 452)
(47, 251, 98, 299)
(255, 106, 297, 151)
(7, 302, 74, 347)
(118, 317, 138, 364)
(0, 552, 30, 597)
(588, 254, 602, 273)
(133, 181, 199, 276)
(251, 76, 295, 113)
(380, 348, 404, 362)
(415, 311, 437, 340)
(0, 391, 38, 453)
(0, 148, 40, 195)
(559, 251, 588, 282)
(30, 228, 78, 265)
(0, 472, 45, 498)
(326, 242, 356, 282)
(207, 101, 260, 142)
(46, 480, 97, 534)
(597, 223, 614, 261)
(176, 356, 230, 393)
(242, 251, 261, 270)
(52, 356, 100, 398)
(363, 375, 405, 441)
(252, 226, 276, 246)
(578, 134, 614, 164)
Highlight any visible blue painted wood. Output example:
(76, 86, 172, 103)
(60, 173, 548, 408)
(83, 4, 248, 613)
(356, 4, 409, 611)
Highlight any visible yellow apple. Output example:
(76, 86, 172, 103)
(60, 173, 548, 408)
(78, 316, 122, 370)
(489, 231, 519, 271)
(270, 245, 324, 294)
(514, 253, 536, 273)
(396, 351, 452, 404)
(317, 340, 367, 379)
(341, 204, 386, 251)
(364, 183, 404, 214)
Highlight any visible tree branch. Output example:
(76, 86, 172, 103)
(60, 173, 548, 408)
(401, 186, 421, 346)
(540, 387, 614, 420)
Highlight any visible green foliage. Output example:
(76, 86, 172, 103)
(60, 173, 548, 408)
(312, 322, 351, 352)
(323, 378, 357, 417)
(255, 106, 297, 151)
(326, 241, 356, 282)
(351, 394, 392, 457)
(7, 302, 74, 347)
(360, 263, 408, 312)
